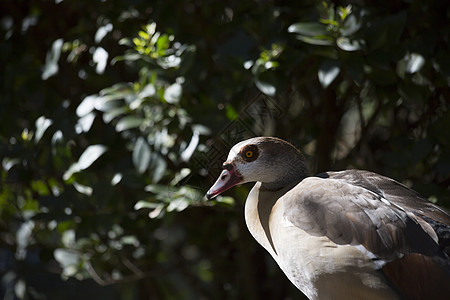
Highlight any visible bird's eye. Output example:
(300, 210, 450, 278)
(241, 144, 258, 162)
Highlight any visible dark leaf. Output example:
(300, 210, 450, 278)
(133, 137, 152, 174)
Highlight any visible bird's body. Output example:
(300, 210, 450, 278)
(206, 137, 450, 300)
(245, 179, 400, 300)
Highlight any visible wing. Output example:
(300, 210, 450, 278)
(324, 170, 450, 256)
(283, 172, 450, 299)
(283, 176, 443, 261)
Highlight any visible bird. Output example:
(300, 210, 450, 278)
(206, 136, 450, 300)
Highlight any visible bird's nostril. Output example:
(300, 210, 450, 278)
(223, 163, 233, 171)
(221, 174, 227, 180)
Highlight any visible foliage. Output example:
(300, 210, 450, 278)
(1, 0, 449, 299)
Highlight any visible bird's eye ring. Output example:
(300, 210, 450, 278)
(245, 151, 253, 158)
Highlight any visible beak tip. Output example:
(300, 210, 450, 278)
(205, 190, 214, 200)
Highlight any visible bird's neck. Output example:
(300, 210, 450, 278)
(260, 159, 308, 192)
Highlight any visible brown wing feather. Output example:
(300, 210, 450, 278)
(382, 253, 450, 300)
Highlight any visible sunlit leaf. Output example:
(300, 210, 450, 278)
(213, 196, 235, 207)
(405, 53, 425, 74)
(103, 107, 127, 123)
(2, 157, 20, 171)
(35, 116, 53, 143)
(164, 83, 182, 104)
(191, 124, 211, 135)
(15, 280, 26, 299)
(94, 97, 123, 112)
(181, 130, 199, 162)
(95, 23, 113, 43)
(134, 200, 160, 210)
(167, 198, 189, 212)
(77, 95, 98, 117)
(76, 112, 96, 133)
(54, 248, 80, 268)
(115, 116, 144, 132)
(288, 22, 327, 36)
(133, 137, 151, 173)
(77, 145, 108, 170)
(138, 84, 156, 98)
(336, 37, 364, 51)
(341, 15, 361, 36)
(318, 60, 340, 88)
(93, 47, 109, 74)
(294, 35, 334, 46)
(170, 168, 191, 185)
(148, 204, 165, 219)
(144, 184, 167, 194)
(111, 173, 123, 186)
(16, 220, 35, 259)
(73, 181, 93, 196)
(63, 145, 107, 180)
(42, 38, 63, 80)
(61, 229, 76, 247)
(254, 79, 276, 96)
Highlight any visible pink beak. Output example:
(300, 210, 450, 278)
(206, 166, 243, 199)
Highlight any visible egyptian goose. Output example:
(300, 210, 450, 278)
(206, 137, 450, 300)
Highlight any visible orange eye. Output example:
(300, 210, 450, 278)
(245, 151, 253, 158)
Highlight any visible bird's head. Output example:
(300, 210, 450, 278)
(206, 137, 308, 199)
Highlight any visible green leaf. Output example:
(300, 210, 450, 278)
(144, 184, 167, 194)
(77, 145, 108, 170)
(254, 79, 276, 96)
(94, 97, 123, 112)
(294, 35, 334, 46)
(181, 130, 199, 162)
(115, 116, 144, 132)
(150, 153, 167, 183)
(35, 116, 53, 143)
(53, 248, 80, 268)
(164, 83, 182, 104)
(134, 200, 160, 210)
(77, 112, 96, 133)
(102, 107, 127, 123)
(72, 181, 93, 196)
(336, 37, 364, 51)
(63, 145, 108, 180)
(167, 198, 189, 212)
(404, 53, 425, 74)
(191, 124, 211, 135)
(2, 157, 20, 171)
(318, 60, 340, 88)
(341, 15, 361, 36)
(42, 38, 63, 80)
(170, 168, 191, 185)
(288, 22, 327, 36)
(76, 95, 98, 117)
(133, 137, 151, 174)
(212, 196, 235, 207)
(138, 84, 156, 98)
